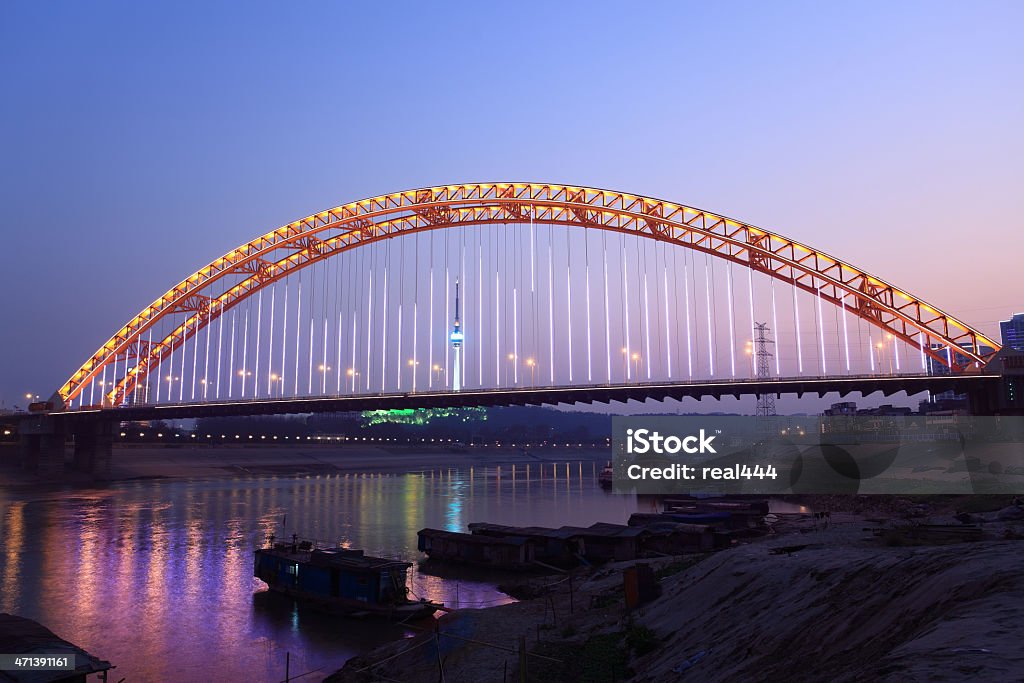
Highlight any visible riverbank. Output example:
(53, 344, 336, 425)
(0, 443, 611, 487)
(328, 504, 1024, 682)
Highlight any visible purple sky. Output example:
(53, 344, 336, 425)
(1, 1, 1021, 410)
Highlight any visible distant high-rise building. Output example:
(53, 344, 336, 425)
(926, 341, 995, 376)
(1000, 313, 1024, 351)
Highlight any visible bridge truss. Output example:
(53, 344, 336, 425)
(56, 182, 1000, 409)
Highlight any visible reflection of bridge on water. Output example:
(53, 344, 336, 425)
(15, 183, 1022, 477)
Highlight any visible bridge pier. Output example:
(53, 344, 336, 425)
(71, 422, 113, 480)
(18, 417, 66, 478)
(15, 416, 114, 480)
(967, 386, 996, 416)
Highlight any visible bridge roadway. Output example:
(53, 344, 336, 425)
(7, 372, 1003, 480)
(55, 372, 1000, 424)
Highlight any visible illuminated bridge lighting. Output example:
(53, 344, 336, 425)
(51, 182, 997, 412)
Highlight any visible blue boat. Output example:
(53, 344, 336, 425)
(254, 536, 441, 620)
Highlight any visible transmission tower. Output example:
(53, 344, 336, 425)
(754, 322, 776, 417)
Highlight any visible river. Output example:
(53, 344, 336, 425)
(0, 457, 643, 682)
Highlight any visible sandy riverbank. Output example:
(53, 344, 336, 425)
(328, 503, 1024, 682)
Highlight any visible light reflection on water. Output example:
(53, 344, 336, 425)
(0, 457, 637, 682)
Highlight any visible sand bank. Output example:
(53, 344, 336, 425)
(330, 509, 1024, 682)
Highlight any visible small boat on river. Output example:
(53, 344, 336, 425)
(598, 462, 614, 489)
(254, 535, 441, 620)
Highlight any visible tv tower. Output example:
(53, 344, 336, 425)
(450, 277, 464, 391)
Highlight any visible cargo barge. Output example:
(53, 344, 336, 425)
(254, 536, 441, 620)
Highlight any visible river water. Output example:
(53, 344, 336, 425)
(0, 458, 644, 682)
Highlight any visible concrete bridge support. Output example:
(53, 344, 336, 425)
(18, 417, 66, 478)
(16, 416, 114, 480)
(72, 422, 113, 479)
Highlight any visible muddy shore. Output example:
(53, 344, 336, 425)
(328, 503, 1024, 683)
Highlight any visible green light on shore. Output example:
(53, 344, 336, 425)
(361, 407, 487, 426)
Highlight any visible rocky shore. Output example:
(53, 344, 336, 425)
(328, 503, 1024, 682)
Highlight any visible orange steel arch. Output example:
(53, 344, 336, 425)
(56, 182, 1001, 408)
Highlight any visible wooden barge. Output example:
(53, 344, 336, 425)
(470, 522, 648, 562)
(419, 517, 721, 570)
(417, 528, 536, 569)
(663, 496, 770, 514)
(418, 523, 642, 568)
(468, 523, 584, 565)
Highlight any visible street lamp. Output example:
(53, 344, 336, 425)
(432, 364, 442, 385)
(525, 358, 536, 387)
(506, 353, 516, 386)
(318, 364, 332, 393)
(407, 359, 419, 392)
(631, 352, 641, 380)
(886, 333, 897, 374)
(346, 367, 359, 392)
(621, 347, 629, 380)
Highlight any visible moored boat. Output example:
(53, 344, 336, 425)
(598, 462, 614, 489)
(254, 536, 441, 620)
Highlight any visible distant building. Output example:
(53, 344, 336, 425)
(857, 404, 913, 417)
(926, 341, 995, 376)
(1001, 313, 1024, 351)
(921, 340, 995, 407)
(823, 401, 857, 416)
(822, 401, 918, 418)
(918, 394, 969, 417)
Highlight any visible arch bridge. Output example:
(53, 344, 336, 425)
(54, 182, 997, 414)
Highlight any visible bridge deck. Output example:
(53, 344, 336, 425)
(48, 373, 999, 423)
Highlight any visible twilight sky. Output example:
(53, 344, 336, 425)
(0, 1, 1021, 409)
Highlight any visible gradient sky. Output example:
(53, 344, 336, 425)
(1, 1, 1021, 408)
